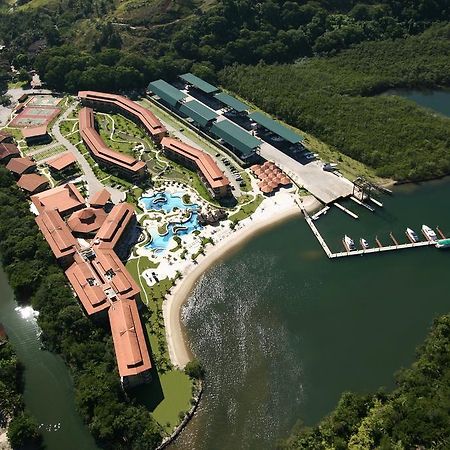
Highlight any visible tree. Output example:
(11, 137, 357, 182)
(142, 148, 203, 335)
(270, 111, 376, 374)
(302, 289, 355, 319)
(7, 412, 42, 449)
(184, 358, 205, 379)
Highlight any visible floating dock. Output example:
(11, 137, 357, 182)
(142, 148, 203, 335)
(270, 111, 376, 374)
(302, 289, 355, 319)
(334, 202, 358, 219)
(312, 206, 330, 221)
(350, 196, 375, 212)
(298, 200, 437, 259)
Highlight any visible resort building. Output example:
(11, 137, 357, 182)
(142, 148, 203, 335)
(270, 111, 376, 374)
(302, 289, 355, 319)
(22, 125, 50, 145)
(0, 143, 20, 164)
(35, 208, 79, 264)
(6, 157, 36, 177)
(78, 91, 167, 142)
(78, 107, 146, 181)
(250, 161, 292, 195)
(89, 188, 111, 209)
(31, 183, 85, 216)
(29, 181, 151, 387)
(17, 173, 49, 194)
(47, 152, 77, 174)
(108, 298, 152, 388)
(161, 137, 230, 198)
(0, 131, 13, 144)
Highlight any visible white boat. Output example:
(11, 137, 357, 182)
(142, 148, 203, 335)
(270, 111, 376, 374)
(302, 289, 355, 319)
(343, 235, 356, 251)
(421, 224, 437, 241)
(406, 227, 419, 243)
(360, 238, 369, 249)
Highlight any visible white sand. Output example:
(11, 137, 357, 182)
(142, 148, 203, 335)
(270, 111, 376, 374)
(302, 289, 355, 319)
(163, 194, 321, 368)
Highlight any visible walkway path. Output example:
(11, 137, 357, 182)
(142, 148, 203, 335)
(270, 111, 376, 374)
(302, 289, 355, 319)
(52, 103, 124, 203)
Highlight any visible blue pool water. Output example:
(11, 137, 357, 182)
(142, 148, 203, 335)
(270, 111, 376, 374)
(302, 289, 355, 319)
(140, 192, 202, 252)
(140, 192, 198, 213)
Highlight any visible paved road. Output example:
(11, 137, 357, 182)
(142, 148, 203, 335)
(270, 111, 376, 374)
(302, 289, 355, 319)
(259, 142, 354, 204)
(52, 103, 124, 203)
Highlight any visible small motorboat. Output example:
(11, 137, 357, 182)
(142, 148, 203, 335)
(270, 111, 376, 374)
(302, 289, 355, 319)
(421, 224, 437, 241)
(406, 227, 419, 243)
(360, 238, 369, 249)
(343, 235, 356, 251)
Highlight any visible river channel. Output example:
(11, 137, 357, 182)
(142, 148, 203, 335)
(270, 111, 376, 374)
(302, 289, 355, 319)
(0, 268, 98, 450)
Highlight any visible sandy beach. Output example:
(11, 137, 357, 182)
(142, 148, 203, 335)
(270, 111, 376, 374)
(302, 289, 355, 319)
(163, 195, 320, 368)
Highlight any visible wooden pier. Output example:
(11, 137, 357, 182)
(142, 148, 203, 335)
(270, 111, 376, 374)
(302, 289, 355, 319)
(334, 202, 359, 219)
(298, 200, 437, 259)
(350, 196, 375, 212)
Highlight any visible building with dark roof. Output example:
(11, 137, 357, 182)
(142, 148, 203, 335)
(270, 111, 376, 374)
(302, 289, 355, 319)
(161, 137, 230, 198)
(249, 111, 304, 144)
(79, 107, 146, 181)
(6, 157, 35, 177)
(178, 99, 218, 128)
(210, 119, 261, 164)
(78, 91, 167, 142)
(179, 73, 218, 94)
(214, 92, 249, 113)
(147, 80, 186, 108)
(0, 143, 20, 163)
(17, 173, 49, 194)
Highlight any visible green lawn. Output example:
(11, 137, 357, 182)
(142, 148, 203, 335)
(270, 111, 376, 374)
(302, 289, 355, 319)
(152, 370, 193, 431)
(228, 194, 264, 223)
(33, 145, 67, 161)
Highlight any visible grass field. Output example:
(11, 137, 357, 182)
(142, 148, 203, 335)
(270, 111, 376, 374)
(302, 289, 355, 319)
(228, 194, 264, 223)
(33, 145, 67, 161)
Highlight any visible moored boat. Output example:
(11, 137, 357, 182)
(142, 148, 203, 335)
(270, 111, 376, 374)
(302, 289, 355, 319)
(422, 224, 437, 241)
(360, 238, 369, 249)
(435, 238, 450, 249)
(343, 235, 356, 251)
(406, 227, 419, 243)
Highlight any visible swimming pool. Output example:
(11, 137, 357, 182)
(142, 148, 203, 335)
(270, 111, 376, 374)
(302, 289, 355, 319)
(140, 192, 202, 252)
(140, 192, 198, 214)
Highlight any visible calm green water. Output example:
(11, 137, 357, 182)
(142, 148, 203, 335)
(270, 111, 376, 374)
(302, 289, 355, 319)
(0, 268, 98, 450)
(388, 88, 450, 117)
(174, 178, 450, 450)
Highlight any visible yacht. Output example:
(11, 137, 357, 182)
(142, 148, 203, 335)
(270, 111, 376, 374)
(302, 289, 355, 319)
(343, 235, 356, 251)
(360, 238, 369, 249)
(435, 238, 450, 249)
(406, 227, 419, 243)
(421, 224, 437, 241)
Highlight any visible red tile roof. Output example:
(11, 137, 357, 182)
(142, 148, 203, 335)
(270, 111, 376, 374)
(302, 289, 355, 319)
(0, 131, 12, 143)
(0, 143, 20, 161)
(108, 298, 151, 377)
(6, 157, 35, 175)
(89, 188, 111, 207)
(35, 209, 79, 259)
(78, 107, 146, 174)
(67, 207, 107, 234)
(17, 173, 48, 192)
(31, 183, 85, 215)
(78, 90, 166, 138)
(161, 137, 229, 189)
(22, 125, 48, 139)
(47, 152, 77, 171)
(94, 203, 134, 249)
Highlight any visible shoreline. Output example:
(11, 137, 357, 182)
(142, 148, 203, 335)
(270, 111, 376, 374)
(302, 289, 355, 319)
(163, 195, 321, 368)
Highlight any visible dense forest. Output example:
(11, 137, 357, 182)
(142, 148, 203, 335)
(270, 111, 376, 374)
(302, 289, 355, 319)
(220, 25, 450, 181)
(0, 167, 163, 450)
(281, 314, 450, 449)
(2, 0, 450, 93)
(0, 342, 42, 449)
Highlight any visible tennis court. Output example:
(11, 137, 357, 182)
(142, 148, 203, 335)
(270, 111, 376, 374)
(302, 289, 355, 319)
(10, 96, 61, 128)
(27, 95, 61, 107)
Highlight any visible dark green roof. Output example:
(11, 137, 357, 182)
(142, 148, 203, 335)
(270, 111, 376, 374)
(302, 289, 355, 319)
(147, 80, 186, 107)
(180, 73, 218, 94)
(178, 100, 218, 127)
(249, 111, 304, 144)
(214, 92, 249, 113)
(210, 119, 261, 156)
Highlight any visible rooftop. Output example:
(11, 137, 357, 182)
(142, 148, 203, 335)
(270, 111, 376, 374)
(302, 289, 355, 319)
(178, 99, 218, 127)
(210, 119, 261, 156)
(47, 152, 77, 171)
(17, 173, 48, 192)
(249, 111, 304, 144)
(214, 92, 249, 113)
(147, 80, 186, 107)
(161, 137, 229, 189)
(6, 157, 35, 175)
(31, 183, 85, 215)
(22, 125, 48, 139)
(108, 298, 152, 377)
(180, 73, 218, 94)
(35, 209, 79, 259)
(67, 207, 107, 234)
(89, 188, 111, 207)
(0, 143, 20, 161)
